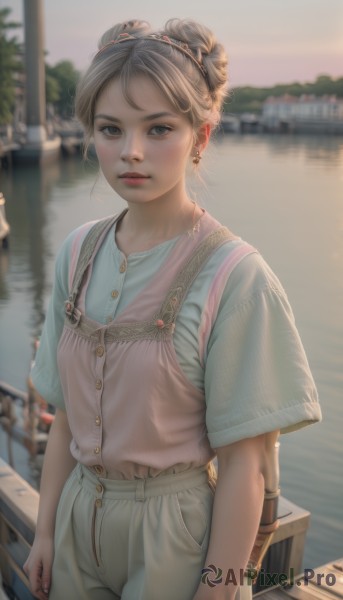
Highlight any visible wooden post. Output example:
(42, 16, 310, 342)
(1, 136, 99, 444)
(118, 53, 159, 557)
(23, 0, 47, 144)
(14, 0, 61, 163)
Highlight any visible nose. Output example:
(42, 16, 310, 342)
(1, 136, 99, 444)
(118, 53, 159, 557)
(120, 133, 144, 162)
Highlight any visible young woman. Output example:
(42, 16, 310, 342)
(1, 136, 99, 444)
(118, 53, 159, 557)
(24, 18, 321, 600)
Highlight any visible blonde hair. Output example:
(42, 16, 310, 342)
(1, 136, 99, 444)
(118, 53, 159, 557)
(75, 19, 229, 153)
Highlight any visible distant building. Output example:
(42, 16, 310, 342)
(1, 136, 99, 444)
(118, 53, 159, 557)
(261, 94, 343, 133)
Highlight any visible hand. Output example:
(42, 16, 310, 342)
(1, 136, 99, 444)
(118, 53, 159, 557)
(193, 586, 227, 600)
(193, 582, 237, 600)
(23, 535, 54, 599)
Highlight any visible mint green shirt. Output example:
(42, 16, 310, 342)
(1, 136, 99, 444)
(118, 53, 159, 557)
(32, 213, 321, 447)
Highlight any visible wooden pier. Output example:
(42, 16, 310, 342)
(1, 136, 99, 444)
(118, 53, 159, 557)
(0, 459, 38, 599)
(256, 559, 343, 599)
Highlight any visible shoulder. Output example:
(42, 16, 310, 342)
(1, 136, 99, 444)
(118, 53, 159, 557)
(207, 236, 291, 324)
(56, 220, 98, 264)
(199, 211, 288, 303)
(226, 245, 285, 299)
(55, 216, 115, 283)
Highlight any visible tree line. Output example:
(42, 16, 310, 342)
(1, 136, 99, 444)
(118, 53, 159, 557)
(0, 7, 79, 126)
(225, 76, 343, 115)
(0, 7, 342, 126)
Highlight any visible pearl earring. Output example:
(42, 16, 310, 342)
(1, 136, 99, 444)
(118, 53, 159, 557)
(192, 150, 201, 165)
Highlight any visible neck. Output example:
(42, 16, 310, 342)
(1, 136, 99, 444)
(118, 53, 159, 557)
(116, 193, 202, 255)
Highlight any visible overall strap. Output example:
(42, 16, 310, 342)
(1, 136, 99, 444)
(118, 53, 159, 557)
(65, 211, 125, 323)
(156, 227, 236, 330)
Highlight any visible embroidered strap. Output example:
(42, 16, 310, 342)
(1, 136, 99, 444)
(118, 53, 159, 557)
(65, 212, 125, 322)
(65, 219, 236, 340)
(157, 227, 234, 328)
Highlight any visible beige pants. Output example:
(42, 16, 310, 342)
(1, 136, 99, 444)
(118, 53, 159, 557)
(50, 464, 252, 600)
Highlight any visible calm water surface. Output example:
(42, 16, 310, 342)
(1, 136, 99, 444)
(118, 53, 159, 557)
(0, 134, 342, 569)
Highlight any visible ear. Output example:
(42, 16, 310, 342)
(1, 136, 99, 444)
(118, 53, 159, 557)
(195, 123, 211, 152)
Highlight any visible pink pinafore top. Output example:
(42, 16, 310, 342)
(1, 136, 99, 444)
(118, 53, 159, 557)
(57, 211, 241, 479)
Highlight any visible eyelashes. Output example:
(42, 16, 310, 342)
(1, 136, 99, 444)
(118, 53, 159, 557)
(97, 124, 173, 137)
(149, 125, 173, 136)
(98, 125, 121, 136)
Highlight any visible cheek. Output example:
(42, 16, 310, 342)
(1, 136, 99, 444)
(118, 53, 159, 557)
(94, 139, 117, 166)
(158, 139, 192, 165)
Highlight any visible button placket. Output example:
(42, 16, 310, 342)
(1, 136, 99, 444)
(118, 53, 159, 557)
(92, 479, 104, 567)
(105, 252, 126, 322)
(95, 481, 104, 507)
(104, 248, 128, 325)
(93, 330, 105, 459)
(94, 465, 105, 476)
(119, 259, 127, 273)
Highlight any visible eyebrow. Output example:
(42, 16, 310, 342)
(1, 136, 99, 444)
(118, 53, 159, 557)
(94, 111, 177, 122)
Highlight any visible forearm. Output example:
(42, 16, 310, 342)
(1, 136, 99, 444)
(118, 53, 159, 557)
(206, 458, 264, 597)
(195, 436, 267, 600)
(35, 408, 76, 538)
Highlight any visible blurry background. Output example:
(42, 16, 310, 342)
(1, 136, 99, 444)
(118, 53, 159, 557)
(6, 0, 343, 86)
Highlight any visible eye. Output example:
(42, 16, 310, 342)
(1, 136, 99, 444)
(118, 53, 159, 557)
(99, 125, 121, 137)
(149, 125, 173, 136)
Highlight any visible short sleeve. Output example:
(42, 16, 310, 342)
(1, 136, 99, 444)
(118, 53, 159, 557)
(204, 254, 322, 448)
(30, 235, 73, 410)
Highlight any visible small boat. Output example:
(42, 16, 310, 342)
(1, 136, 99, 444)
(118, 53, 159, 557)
(0, 193, 10, 249)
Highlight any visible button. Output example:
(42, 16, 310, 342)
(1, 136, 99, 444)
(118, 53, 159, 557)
(95, 499, 102, 508)
(95, 379, 102, 390)
(95, 415, 101, 426)
(96, 345, 104, 357)
(96, 483, 103, 493)
(106, 316, 113, 324)
(94, 465, 104, 475)
(94, 446, 100, 454)
(111, 290, 119, 299)
(119, 261, 126, 273)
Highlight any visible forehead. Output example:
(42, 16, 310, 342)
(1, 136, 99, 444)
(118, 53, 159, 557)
(96, 75, 176, 116)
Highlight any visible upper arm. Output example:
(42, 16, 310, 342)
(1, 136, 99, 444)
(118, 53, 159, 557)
(204, 254, 320, 448)
(216, 430, 280, 489)
(216, 435, 263, 472)
(30, 237, 73, 408)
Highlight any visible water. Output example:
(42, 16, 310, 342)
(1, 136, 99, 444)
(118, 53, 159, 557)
(0, 134, 342, 570)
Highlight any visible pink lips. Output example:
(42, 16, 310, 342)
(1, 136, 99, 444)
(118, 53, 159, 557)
(119, 172, 149, 178)
(119, 172, 150, 186)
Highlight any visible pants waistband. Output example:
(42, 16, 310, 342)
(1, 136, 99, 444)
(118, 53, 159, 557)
(76, 463, 209, 502)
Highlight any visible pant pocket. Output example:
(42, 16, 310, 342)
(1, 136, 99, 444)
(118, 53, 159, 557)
(172, 486, 212, 553)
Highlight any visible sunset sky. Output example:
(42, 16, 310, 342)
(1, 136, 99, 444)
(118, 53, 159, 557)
(5, 0, 343, 87)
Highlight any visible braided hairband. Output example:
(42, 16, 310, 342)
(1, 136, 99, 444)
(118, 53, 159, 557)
(95, 32, 208, 83)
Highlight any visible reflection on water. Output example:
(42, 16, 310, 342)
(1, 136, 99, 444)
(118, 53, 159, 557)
(215, 132, 343, 167)
(0, 134, 342, 569)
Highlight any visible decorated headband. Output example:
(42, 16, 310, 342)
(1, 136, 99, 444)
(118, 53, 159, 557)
(96, 32, 208, 82)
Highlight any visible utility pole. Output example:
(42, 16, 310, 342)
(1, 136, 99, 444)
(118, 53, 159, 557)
(14, 0, 60, 164)
(24, 0, 47, 144)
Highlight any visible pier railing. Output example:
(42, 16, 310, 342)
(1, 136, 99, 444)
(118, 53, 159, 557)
(0, 458, 38, 599)
(0, 380, 50, 471)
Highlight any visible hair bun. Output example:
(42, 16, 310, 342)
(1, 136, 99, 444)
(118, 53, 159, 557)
(99, 20, 152, 48)
(163, 19, 228, 106)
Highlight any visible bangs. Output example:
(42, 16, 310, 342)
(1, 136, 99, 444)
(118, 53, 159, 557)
(119, 48, 195, 122)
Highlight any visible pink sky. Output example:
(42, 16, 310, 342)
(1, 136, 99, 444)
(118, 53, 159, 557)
(5, 0, 343, 87)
